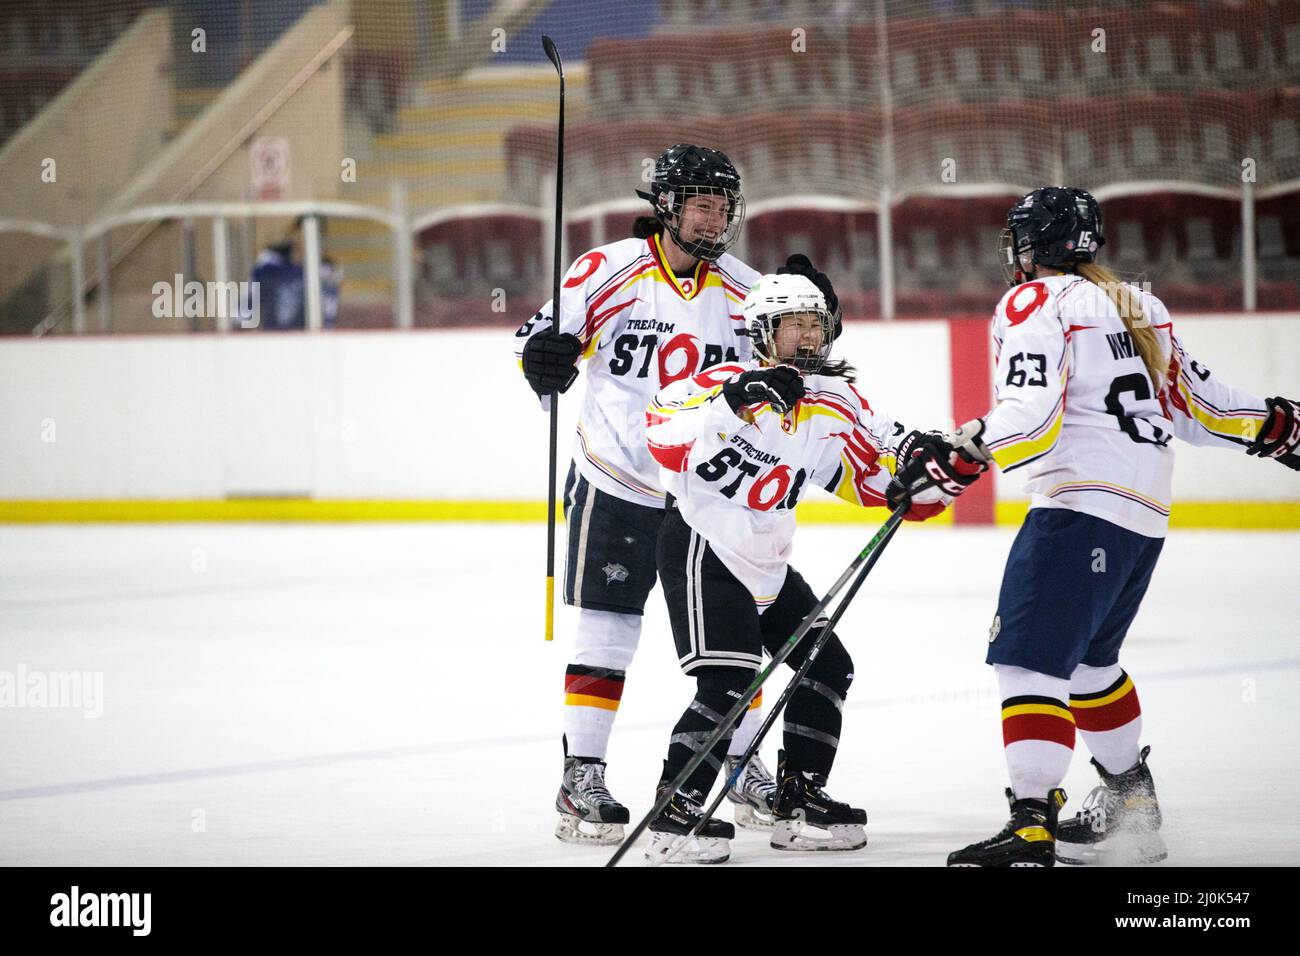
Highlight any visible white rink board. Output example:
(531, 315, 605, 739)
(1, 315, 1297, 504)
(0, 522, 1296, 866)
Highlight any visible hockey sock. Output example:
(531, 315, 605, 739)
(995, 664, 1074, 801)
(563, 664, 625, 759)
(782, 634, 853, 778)
(663, 668, 754, 797)
(728, 689, 763, 757)
(1069, 663, 1143, 775)
(563, 610, 640, 760)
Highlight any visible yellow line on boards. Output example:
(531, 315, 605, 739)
(0, 500, 551, 523)
(0, 499, 1298, 529)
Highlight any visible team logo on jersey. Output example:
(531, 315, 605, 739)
(603, 563, 629, 584)
(988, 614, 1002, 643)
(1006, 281, 1049, 326)
(564, 251, 606, 289)
(679, 278, 693, 295)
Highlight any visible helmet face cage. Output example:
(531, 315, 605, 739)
(999, 226, 1037, 286)
(750, 306, 834, 373)
(656, 184, 746, 262)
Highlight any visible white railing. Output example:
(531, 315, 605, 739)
(4, 180, 1295, 336)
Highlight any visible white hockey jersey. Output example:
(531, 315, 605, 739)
(646, 362, 911, 606)
(515, 232, 759, 509)
(983, 274, 1268, 538)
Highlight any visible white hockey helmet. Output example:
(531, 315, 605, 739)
(742, 273, 833, 372)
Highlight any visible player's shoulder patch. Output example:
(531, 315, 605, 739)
(999, 279, 1056, 327)
(563, 238, 650, 291)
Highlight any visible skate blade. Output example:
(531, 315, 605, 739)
(645, 831, 731, 865)
(1056, 831, 1167, 866)
(731, 801, 775, 831)
(770, 819, 867, 852)
(554, 814, 625, 846)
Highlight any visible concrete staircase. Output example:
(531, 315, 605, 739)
(332, 65, 587, 303)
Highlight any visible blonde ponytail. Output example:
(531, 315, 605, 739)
(1076, 262, 1165, 390)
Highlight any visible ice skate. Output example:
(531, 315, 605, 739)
(948, 787, 1066, 867)
(645, 787, 735, 865)
(725, 754, 778, 830)
(769, 750, 867, 851)
(1056, 746, 1166, 865)
(555, 757, 629, 846)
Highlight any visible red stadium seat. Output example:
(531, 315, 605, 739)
(892, 100, 1053, 194)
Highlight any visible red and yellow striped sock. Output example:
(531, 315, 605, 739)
(1001, 694, 1075, 801)
(1071, 670, 1143, 774)
(563, 664, 625, 760)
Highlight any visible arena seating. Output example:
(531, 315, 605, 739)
(493, 0, 1300, 319)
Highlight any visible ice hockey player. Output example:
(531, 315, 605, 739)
(515, 144, 844, 844)
(641, 273, 950, 863)
(889, 186, 1299, 867)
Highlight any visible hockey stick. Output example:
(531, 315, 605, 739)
(605, 501, 910, 867)
(541, 34, 565, 642)
(655, 508, 905, 865)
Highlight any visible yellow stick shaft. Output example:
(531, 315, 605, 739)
(545, 575, 555, 641)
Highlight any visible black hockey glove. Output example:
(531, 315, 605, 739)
(887, 426, 987, 508)
(521, 329, 583, 396)
(1245, 396, 1300, 470)
(777, 254, 842, 340)
(722, 366, 805, 417)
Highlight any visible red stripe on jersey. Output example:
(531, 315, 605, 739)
(582, 252, 651, 304)
(588, 298, 639, 343)
(802, 392, 856, 422)
(841, 429, 881, 471)
(564, 674, 625, 701)
(1002, 713, 1076, 749)
(695, 260, 711, 298)
(648, 439, 694, 473)
(847, 383, 873, 414)
(583, 262, 655, 341)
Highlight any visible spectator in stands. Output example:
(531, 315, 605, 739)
(245, 216, 341, 330)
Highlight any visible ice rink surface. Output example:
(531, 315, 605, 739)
(0, 521, 1297, 867)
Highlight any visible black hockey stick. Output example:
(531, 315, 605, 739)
(542, 34, 565, 642)
(655, 508, 905, 865)
(605, 501, 910, 867)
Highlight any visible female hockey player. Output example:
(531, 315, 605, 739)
(890, 186, 1300, 867)
(514, 144, 844, 844)
(641, 273, 949, 863)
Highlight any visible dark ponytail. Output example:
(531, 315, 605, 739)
(632, 215, 662, 239)
(816, 359, 857, 383)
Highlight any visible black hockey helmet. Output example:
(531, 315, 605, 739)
(1000, 186, 1106, 286)
(635, 144, 745, 262)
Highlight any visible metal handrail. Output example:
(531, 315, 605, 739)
(7, 180, 1299, 336)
